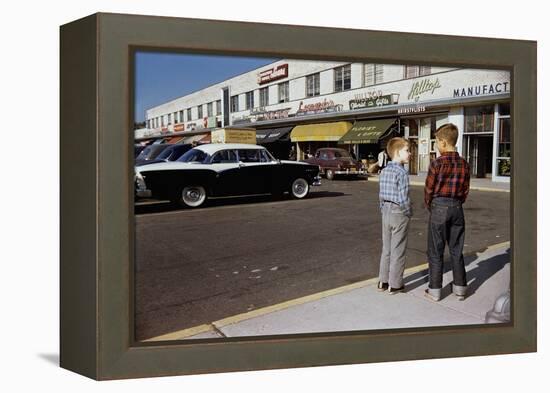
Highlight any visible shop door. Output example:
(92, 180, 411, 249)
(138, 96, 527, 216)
(465, 135, 493, 178)
(418, 118, 431, 172)
(408, 139, 418, 175)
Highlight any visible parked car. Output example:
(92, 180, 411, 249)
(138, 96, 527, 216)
(303, 147, 365, 180)
(135, 143, 321, 208)
(135, 144, 192, 167)
(135, 144, 171, 165)
(135, 144, 147, 157)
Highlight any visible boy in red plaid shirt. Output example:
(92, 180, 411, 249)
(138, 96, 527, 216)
(424, 123, 470, 301)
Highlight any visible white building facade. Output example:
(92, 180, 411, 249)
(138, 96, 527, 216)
(145, 59, 511, 182)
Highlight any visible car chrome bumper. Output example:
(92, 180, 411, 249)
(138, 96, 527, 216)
(136, 189, 152, 198)
(312, 175, 322, 186)
(334, 169, 366, 175)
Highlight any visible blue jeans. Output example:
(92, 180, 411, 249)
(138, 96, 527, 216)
(427, 197, 467, 289)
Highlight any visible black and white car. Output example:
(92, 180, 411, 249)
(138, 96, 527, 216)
(135, 143, 321, 208)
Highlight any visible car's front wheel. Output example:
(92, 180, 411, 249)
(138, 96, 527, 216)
(290, 178, 309, 199)
(177, 185, 207, 208)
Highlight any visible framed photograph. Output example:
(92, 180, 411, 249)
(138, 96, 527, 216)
(60, 13, 536, 380)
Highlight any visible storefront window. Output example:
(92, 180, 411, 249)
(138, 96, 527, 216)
(259, 87, 269, 107)
(497, 108, 511, 177)
(365, 64, 383, 86)
(245, 91, 254, 110)
(334, 65, 351, 92)
(465, 105, 494, 133)
(230, 96, 239, 113)
(278, 82, 289, 103)
(404, 65, 431, 79)
(207, 102, 213, 117)
(306, 73, 320, 97)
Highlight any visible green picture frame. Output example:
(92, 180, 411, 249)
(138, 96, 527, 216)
(60, 13, 536, 380)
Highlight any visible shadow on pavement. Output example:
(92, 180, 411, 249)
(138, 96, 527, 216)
(134, 191, 347, 214)
(403, 247, 510, 300)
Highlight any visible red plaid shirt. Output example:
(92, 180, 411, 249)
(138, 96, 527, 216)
(424, 152, 470, 208)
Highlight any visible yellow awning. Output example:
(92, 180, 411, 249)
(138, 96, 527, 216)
(290, 121, 353, 142)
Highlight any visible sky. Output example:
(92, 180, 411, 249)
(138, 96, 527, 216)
(134, 52, 278, 123)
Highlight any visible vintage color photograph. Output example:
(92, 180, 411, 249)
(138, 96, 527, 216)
(133, 53, 511, 342)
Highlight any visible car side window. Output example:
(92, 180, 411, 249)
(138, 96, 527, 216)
(259, 150, 272, 163)
(238, 149, 262, 163)
(320, 151, 330, 160)
(211, 149, 238, 163)
(315, 150, 321, 158)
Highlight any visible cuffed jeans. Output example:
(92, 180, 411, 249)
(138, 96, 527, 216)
(427, 197, 467, 290)
(379, 202, 410, 288)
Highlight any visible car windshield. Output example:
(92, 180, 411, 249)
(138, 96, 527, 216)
(136, 146, 152, 160)
(334, 150, 352, 158)
(177, 148, 208, 163)
(156, 146, 175, 160)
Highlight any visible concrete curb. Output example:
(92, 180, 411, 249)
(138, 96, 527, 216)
(145, 241, 510, 341)
(367, 176, 510, 193)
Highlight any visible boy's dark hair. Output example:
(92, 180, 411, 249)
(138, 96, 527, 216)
(435, 123, 459, 146)
(386, 137, 409, 160)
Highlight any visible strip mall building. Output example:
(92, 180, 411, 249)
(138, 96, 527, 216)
(144, 59, 511, 181)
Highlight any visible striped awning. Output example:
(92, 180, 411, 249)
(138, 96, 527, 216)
(290, 121, 352, 142)
(181, 133, 210, 144)
(256, 126, 293, 144)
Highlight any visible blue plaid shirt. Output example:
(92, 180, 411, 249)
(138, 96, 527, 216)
(379, 161, 412, 217)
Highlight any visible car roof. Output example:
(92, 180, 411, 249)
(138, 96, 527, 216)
(194, 143, 266, 155)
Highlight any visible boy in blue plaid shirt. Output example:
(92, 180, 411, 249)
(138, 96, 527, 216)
(377, 137, 412, 294)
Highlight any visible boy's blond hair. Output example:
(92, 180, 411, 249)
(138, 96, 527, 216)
(386, 137, 409, 160)
(435, 123, 459, 146)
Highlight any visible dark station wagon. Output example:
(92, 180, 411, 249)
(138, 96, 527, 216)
(135, 143, 321, 208)
(303, 147, 366, 180)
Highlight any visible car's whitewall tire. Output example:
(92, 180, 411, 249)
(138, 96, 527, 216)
(290, 178, 309, 199)
(179, 185, 207, 208)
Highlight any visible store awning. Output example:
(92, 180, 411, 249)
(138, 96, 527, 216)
(167, 136, 184, 144)
(181, 133, 210, 144)
(256, 126, 293, 144)
(290, 121, 352, 142)
(338, 118, 396, 144)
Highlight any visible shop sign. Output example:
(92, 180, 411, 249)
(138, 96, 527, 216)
(453, 82, 509, 98)
(296, 99, 343, 116)
(173, 123, 185, 132)
(186, 122, 204, 131)
(349, 94, 399, 110)
(398, 105, 427, 114)
(407, 78, 441, 101)
(233, 107, 291, 124)
(257, 64, 288, 85)
(211, 128, 256, 144)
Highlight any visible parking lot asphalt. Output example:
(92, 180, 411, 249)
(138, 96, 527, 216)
(134, 178, 510, 341)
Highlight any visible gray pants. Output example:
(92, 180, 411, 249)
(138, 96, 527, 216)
(379, 202, 410, 288)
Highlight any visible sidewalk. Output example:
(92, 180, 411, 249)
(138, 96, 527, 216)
(368, 173, 510, 193)
(147, 242, 510, 341)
